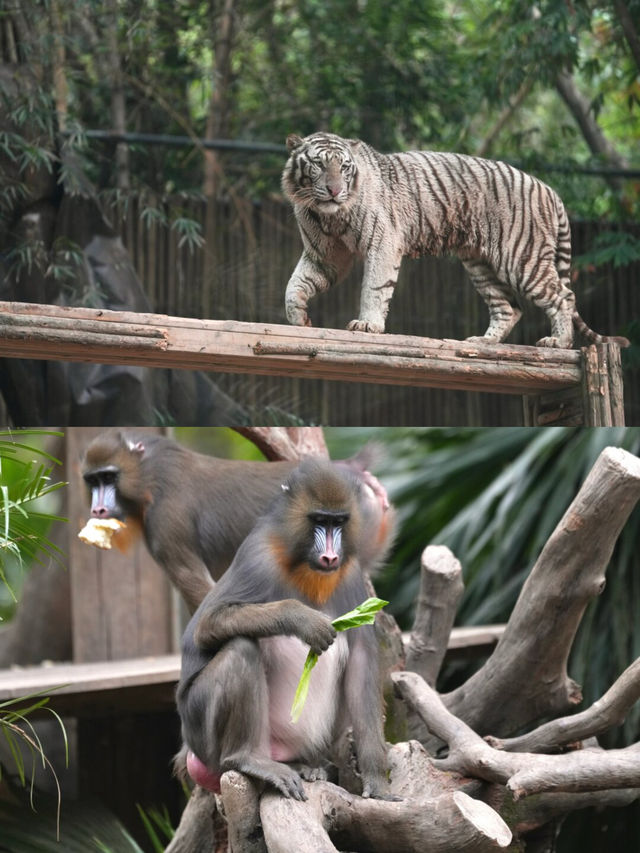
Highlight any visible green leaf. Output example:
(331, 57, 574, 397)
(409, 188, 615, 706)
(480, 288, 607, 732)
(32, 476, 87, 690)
(330, 597, 389, 631)
(290, 651, 319, 724)
(290, 597, 388, 722)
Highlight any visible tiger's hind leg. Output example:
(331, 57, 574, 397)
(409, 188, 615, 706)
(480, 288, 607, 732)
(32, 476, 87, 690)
(523, 259, 575, 348)
(463, 260, 522, 344)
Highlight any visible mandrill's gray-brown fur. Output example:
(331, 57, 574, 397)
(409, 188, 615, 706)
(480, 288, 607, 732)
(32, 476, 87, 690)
(82, 429, 388, 613)
(176, 458, 396, 802)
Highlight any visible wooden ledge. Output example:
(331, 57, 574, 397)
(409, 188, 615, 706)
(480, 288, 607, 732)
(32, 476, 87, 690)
(0, 301, 582, 395)
(0, 654, 181, 716)
(0, 626, 506, 717)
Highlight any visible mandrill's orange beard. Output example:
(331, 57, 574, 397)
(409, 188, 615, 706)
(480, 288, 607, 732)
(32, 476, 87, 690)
(111, 515, 144, 553)
(270, 533, 353, 606)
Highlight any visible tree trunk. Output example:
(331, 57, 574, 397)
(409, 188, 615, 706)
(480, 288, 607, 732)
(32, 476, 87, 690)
(612, 0, 640, 72)
(202, 0, 237, 315)
(555, 71, 628, 192)
(105, 0, 130, 190)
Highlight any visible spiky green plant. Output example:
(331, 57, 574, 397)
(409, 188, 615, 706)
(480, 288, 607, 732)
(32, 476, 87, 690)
(0, 429, 69, 833)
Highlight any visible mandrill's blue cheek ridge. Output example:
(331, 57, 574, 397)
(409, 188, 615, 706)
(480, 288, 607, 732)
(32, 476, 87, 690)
(313, 524, 327, 554)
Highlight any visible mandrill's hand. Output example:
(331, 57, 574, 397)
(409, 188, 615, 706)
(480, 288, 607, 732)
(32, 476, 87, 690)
(297, 608, 337, 655)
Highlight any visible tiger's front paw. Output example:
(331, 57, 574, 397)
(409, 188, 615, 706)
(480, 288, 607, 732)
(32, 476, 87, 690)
(285, 303, 313, 327)
(347, 319, 385, 334)
(465, 335, 500, 345)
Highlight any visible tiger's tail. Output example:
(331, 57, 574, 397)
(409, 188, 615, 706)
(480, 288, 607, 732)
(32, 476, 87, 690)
(555, 198, 629, 348)
(572, 312, 630, 347)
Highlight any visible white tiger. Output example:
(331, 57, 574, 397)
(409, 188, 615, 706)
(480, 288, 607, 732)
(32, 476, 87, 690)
(282, 132, 627, 349)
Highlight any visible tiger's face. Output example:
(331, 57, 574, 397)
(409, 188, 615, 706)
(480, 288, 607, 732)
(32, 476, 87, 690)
(282, 133, 358, 213)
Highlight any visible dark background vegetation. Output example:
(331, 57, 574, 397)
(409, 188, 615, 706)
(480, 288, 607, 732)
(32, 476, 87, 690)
(0, 1, 639, 425)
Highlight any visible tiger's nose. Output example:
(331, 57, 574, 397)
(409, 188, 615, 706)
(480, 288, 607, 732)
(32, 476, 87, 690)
(328, 184, 341, 198)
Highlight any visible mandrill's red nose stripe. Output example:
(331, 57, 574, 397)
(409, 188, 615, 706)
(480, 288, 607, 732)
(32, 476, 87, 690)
(320, 526, 339, 568)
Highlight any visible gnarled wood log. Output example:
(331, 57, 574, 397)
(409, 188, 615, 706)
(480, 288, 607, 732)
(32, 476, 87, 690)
(168, 444, 640, 852)
(443, 446, 640, 735)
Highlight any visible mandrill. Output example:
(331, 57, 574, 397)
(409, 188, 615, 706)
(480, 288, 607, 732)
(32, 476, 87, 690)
(176, 458, 396, 801)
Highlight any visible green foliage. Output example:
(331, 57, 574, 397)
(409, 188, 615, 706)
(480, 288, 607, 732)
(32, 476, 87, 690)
(0, 431, 70, 836)
(135, 803, 175, 852)
(0, 689, 68, 837)
(0, 431, 67, 610)
(574, 229, 640, 269)
(0, 795, 145, 853)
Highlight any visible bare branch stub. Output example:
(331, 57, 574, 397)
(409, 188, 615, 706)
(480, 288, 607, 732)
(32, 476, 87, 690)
(221, 771, 266, 853)
(406, 545, 464, 687)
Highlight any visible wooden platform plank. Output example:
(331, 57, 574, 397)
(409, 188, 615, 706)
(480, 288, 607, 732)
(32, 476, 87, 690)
(0, 654, 181, 715)
(0, 301, 582, 395)
(0, 654, 181, 700)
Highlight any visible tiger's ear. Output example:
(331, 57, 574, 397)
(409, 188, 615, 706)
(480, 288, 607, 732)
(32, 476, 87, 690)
(286, 134, 304, 152)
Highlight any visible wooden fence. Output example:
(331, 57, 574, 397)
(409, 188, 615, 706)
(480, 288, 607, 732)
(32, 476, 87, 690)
(112, 196, 638, 426)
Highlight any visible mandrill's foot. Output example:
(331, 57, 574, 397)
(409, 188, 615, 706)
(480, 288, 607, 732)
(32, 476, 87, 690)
(224, 754, 308, 801)
(347, 319, 385, 334)
(294, 763, 329, 783)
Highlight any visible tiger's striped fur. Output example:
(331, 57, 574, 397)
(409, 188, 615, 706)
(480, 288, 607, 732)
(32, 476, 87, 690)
(282, 132, 627, 349)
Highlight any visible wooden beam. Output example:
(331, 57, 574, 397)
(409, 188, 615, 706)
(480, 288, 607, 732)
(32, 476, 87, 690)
(0, 301, 582, 395)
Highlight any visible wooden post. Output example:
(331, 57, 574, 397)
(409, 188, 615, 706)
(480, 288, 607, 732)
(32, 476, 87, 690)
(580, 343, 626, 426)
(524, 343, 625, 426)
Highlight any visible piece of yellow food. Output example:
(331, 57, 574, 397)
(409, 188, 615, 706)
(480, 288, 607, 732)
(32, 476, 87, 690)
(78, 517, 126, 550)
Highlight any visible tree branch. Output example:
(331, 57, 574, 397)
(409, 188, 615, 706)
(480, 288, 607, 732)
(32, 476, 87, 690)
(612, 0, 640, 72)
(444, 446, 640, 735)
(233, 427, 329, 461)
(221, 771, 265, 852)
(477, 78, 534, 158)
(487, 657, 640, 754)
(555, 71, 628, 192)
(165, 785, 219, 853)
(260, 770, 512, 853)
(394, 671, 640, 802)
